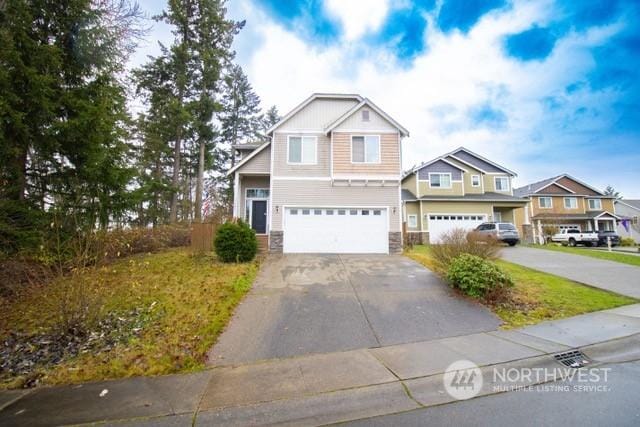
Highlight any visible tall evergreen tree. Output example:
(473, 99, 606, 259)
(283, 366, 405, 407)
(219, 64, 262, 167)
(134, 0, 242, 224)
(262, 105, 281, 132)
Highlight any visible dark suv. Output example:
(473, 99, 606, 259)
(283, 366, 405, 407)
(596, 230, 620, 247)
(471, 222, 520, 246)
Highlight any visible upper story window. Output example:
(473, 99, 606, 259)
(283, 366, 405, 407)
(429, 173, 452, 188)
(351, 135, 380, 163)
(362, 109, 370, 122)
(471, 175, 480, 187)
(288, 136, 317, 164)
(494, 176, 510, 191)
(564, 197, 578, 209)
(587, 199, 602, 210)
(539, 196, 552, 208)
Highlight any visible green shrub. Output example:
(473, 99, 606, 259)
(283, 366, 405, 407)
(620, 237, 636, 247)
(446, 254, 514, 298)
(430, 228, 501, 271)
(214, 220, 258, 263)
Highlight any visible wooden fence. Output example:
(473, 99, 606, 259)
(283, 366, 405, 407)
(190, 223, 217, 252)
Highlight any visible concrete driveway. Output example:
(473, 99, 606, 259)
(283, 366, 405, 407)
(501, 246, 640, 298)
(208, 254, 500, 366)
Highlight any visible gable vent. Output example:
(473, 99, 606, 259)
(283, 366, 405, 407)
(362, 109, 370, 122)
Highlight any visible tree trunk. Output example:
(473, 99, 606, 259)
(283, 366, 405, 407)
(195, 139, 205, 222)
(169, 132, 181, 223)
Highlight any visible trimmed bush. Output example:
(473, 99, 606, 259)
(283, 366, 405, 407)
(620, 237, 636, 247)
(446, 254, 514, 298)
(430, 228, 501, 271)
(214, 220, 258, 263)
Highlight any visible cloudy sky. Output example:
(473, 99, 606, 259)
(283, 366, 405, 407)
(133, 0, 640, 197)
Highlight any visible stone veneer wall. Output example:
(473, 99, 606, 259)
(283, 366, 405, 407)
(269, 231, 283, 253)
(389, 232, 403, 253)
(405, 232, 429, 245)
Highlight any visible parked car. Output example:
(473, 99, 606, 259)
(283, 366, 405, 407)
(471, 222, 520, 246)
(551, 229, 598, 247)
(596, 230, 620, 247)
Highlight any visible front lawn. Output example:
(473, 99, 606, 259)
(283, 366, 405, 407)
(528, 244, 640, 267)
(0, 248, 257, 388)
(406, 245, 636, 329)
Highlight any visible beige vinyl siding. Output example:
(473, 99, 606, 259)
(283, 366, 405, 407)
(271, 179, 401, 231)
(404, 201, 421, 231)
(418, 180, 464, 196)
(333, 105, 397, 132)
(532, 195, 586, 215)
(483, 174, 512, 193)
(601, 199, 614, 212)
(447, 161, 483, 195)
(332, 132, 400, 175)
(279, 98, 359, 131)
(402, 173, 417, 197)
(238, 146, 270, 174)
(513, 206, 527, 234)
(272, 132, 330, 177)
(239, 176, 270, 223)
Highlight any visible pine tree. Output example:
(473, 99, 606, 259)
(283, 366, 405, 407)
(604, 185, 621, 199)
(219, 64, 263, 167)
(262, 105, 281, 133)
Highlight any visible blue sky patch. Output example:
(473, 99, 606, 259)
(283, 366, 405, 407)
(468, 104, 508, 128)
(504, 26, 557, 61)
(437, 0, 506, 33)
(256, 0, 340, 43)
(374, 5, 430, 63)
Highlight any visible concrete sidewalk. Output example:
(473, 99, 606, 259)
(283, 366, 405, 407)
(2, 304, 640, 427)
(501, 246, 640, 298)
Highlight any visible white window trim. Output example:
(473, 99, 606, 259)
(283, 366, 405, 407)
(408, 214, 418, 228)
(494, 176, 510, 192)
(587, 198, 602, 210)
(564, 197, 578, 209)
(471, 175, 481, 187)
(287, 135, 318, 165)
(350, 135, 381, 164)
(428, 172, 452, 189)
(538, 196, 553, 209)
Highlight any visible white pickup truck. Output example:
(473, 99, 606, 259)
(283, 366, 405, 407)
(551, 229, 599, 247)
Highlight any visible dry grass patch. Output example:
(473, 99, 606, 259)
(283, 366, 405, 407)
(0, 248, 257, 388)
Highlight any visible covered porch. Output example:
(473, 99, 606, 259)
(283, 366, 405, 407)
(531, 212, 620, 244)
(233, 173, 270, 236)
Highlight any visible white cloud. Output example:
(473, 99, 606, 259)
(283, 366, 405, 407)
(325, 0, 389, 41)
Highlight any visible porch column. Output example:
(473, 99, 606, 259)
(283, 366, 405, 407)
(593, 219, 599, 231)
(536, 220, 544, 244)
(233, 172, 240, 218)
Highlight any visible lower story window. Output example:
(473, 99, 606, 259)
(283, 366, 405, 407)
(408, 214, 418, 228)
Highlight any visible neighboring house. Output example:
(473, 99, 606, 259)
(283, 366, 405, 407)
(514, 175, 619, 244)
(401, 148, 527, 244)
(614, 200, 640, 243)
(227, 93, 409, 254)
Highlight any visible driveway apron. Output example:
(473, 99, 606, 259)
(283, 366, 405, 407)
(208, 254, 500, 366)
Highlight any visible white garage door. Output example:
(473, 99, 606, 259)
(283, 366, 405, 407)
(284, 207, 388, 253)
(428, 214, 487, 244)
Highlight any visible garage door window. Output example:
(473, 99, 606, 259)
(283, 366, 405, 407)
(314, 209, 322, 215)
(350, 209, 358, 215)
(338, 209, 346, 215)
(362, 210, 370, 215)
(290, 209, 298, 215)
(302, 209, 310, 215)
(374, 210, 382, 216)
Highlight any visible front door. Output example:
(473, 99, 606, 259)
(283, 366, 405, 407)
(251, 200, 267, 234)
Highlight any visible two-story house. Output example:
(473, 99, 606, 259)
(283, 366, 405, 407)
(401, 148, 528, 243)
(227, 93, 409, 254)
(513, 174, 619, 244)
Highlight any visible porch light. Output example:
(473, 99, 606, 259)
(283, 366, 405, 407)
(275, 205, 279, 213)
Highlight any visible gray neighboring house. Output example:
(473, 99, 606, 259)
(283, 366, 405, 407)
(615, 199, 640, 243)
(227, 93, 409, 254)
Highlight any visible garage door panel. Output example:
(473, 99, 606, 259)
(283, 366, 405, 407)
(428, 214, 487, 244)
(284, 208, 388, 253)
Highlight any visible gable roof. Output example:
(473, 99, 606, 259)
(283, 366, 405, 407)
(615, 199, 640, 212)
(402, 147, 513, 180)
(324, 98, 410, 137)
(446, 147, 517, 176)
(226, 141, 270, 176)
(514, 174, 607, 197)
(266, 93, 363, 135)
